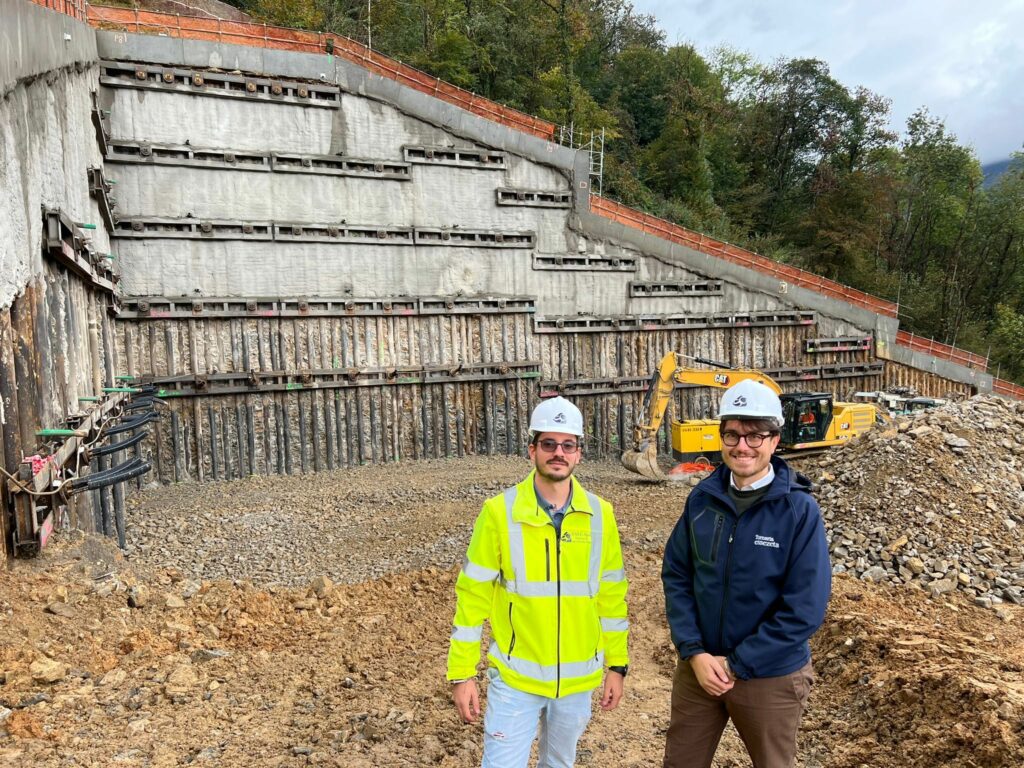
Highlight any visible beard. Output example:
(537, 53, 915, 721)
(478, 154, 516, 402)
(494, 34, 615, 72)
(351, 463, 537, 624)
(536, 458, 574, 482)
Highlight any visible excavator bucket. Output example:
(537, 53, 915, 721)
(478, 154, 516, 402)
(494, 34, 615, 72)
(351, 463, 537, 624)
(621, 445, 665, 481)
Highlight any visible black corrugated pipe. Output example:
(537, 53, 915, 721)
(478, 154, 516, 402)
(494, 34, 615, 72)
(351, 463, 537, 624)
(88, 429, 148, 458)
(104, 411, 160, 436)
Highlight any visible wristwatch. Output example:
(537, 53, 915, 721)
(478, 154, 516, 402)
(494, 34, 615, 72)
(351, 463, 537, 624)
(608, 665, 628, 677)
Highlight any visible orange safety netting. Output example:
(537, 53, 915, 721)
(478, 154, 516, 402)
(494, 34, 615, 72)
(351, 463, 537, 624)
(84, 5, 557, 141)
(992, 378, 1024, 398)
(895, 330, 988, 370)
(590, 196, 901, 320)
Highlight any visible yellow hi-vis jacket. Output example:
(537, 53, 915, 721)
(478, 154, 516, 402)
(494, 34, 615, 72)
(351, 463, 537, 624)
(447, 471, 629, 698)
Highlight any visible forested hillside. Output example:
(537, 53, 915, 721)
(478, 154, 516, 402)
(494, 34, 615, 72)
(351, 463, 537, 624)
(229, 0, 1024, 382)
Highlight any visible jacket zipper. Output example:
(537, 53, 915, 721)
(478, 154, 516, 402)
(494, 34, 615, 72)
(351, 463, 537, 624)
(508, 603, 516, 656)
(555, 526, 562, 697)
(710, 514, 725, 563)
(545, 539, 551, 581)
(718, 520, 739, 650)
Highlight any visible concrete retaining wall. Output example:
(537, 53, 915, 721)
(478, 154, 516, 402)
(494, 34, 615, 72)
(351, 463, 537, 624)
(0, 6, 994, 527)
(1, 3, 118, 557)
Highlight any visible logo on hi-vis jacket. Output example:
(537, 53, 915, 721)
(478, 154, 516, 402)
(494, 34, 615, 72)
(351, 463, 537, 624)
(561, 529, 592, 544)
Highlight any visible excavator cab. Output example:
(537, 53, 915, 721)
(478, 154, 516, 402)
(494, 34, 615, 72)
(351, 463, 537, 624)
(620, 353, 880, 480)
(780, 393, 833, 446)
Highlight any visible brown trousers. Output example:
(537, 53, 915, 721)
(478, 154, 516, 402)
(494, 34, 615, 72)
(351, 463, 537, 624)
(663, 659, 814, 768)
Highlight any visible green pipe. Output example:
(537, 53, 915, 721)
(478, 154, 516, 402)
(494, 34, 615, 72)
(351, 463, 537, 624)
(78, 223, 98, 230)
(78, 396, 101, 402)
(36, 429, 79, 437)
(103, 387, 140, 393)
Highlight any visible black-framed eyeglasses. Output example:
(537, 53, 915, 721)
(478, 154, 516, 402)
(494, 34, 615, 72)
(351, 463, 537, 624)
(721, 431, 775, 448)
(536, 438, 580, 454)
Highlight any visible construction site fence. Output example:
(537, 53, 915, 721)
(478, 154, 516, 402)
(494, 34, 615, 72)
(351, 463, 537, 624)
(85, 5, 557, 141)
(895, 331, 988, 371)
(590, 196, 900, 319)
(992, 378, 1024, 399)
(27, 0, 86, 21)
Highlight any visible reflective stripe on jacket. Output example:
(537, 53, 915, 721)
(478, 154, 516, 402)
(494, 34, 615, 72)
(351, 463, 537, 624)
(447, 470, 629, 698)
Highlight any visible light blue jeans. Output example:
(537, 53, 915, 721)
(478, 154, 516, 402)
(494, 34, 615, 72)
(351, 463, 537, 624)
(481, 667, 593, 768)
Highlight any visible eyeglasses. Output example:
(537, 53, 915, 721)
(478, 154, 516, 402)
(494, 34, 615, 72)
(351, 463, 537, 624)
(721, 431, 776, 448)
(536, 439, 580, 454)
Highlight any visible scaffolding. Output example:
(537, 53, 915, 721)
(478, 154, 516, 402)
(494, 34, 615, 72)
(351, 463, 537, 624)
(557, 124, 605, 195)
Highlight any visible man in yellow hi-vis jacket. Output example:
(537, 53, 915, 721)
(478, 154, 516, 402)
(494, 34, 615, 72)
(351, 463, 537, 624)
(447, 396, 630, 768)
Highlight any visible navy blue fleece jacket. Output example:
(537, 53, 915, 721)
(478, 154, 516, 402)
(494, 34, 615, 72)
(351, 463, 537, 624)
(662, 456, 831, 679)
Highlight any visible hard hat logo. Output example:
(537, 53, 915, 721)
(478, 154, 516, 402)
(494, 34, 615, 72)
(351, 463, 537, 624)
(529, 396, 584, 437)
(718, 380, 784, 427)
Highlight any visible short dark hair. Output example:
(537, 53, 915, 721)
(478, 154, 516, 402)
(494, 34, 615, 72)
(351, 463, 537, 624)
(719, 418, 780, 435)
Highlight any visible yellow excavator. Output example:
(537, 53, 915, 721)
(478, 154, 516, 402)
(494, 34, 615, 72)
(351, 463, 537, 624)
(621, 352, 878, 480)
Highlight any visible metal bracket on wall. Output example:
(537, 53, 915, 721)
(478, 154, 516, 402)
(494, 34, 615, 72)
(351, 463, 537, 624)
(541, 362, 885, 397)
(117, 295, 536, 319)
(108, 141, 272, 172)
(539, 376, 650, 397)
(99, 61, 342, 108)
(149, 361, 543, 398)
(87, 167, 118, 231)
(90, 91, 110, 156)
(496, 188, 572, 208)
(764, 362, 885, 382)
(274, 223, 415, 244)
(271, 153, 411, 180)
(105, 141, 413, 181)
(403, 145, 507, 169)
(42, 209, 119, 301)
(532, 252, 636, 272)
(113, 217, 274, 240)
(804, 336, 873, 353)
(112, 218, 533, 248)
(629, 280, 724, 297)
(415, 228, 534, 248)
(533, 310, 817, 333)
(818, 362, 885, 379)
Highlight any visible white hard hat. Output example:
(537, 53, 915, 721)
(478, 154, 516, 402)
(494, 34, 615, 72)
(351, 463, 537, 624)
(718, 380, 784, 428)
(529, 396, 584, 437)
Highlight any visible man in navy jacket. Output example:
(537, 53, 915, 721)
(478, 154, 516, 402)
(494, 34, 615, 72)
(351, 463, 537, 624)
(662, 380, 831, 768)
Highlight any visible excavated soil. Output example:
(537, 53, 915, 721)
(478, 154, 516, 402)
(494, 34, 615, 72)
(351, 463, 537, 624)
(1, 454, 1022, 767)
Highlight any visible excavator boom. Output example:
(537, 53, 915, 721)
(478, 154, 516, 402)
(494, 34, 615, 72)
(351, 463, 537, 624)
(621, 353, 781, 480)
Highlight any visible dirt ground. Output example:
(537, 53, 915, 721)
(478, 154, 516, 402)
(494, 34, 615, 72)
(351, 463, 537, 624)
(1, 456, 1022, 767)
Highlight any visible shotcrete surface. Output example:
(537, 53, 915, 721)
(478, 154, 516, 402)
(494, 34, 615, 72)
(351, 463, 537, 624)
(1, 66, 108, 310)
(112, 165, 566, 230)
(1, 450, 1021, 766)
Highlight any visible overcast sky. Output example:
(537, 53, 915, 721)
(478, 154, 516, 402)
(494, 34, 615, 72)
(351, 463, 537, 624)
(630, 0, 1024, 164)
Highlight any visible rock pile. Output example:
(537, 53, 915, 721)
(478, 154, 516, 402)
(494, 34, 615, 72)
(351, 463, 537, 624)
(814, 394, 1024, 610)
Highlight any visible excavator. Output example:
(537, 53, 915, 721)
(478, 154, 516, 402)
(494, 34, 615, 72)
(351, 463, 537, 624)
(621, 352, 878, 480)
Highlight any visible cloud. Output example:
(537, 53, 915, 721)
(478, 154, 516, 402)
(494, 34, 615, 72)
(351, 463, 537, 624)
(631, 0, 1024, 162)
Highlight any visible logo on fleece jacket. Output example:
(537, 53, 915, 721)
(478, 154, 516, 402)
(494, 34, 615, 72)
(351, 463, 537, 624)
(754, 534, 780, 549)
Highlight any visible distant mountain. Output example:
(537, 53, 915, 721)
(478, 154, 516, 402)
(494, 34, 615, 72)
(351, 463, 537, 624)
(983, 158, 1013, 188)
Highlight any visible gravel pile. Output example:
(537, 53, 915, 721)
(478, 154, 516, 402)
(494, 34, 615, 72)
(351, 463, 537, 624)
(814, 394, 1024, 610)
